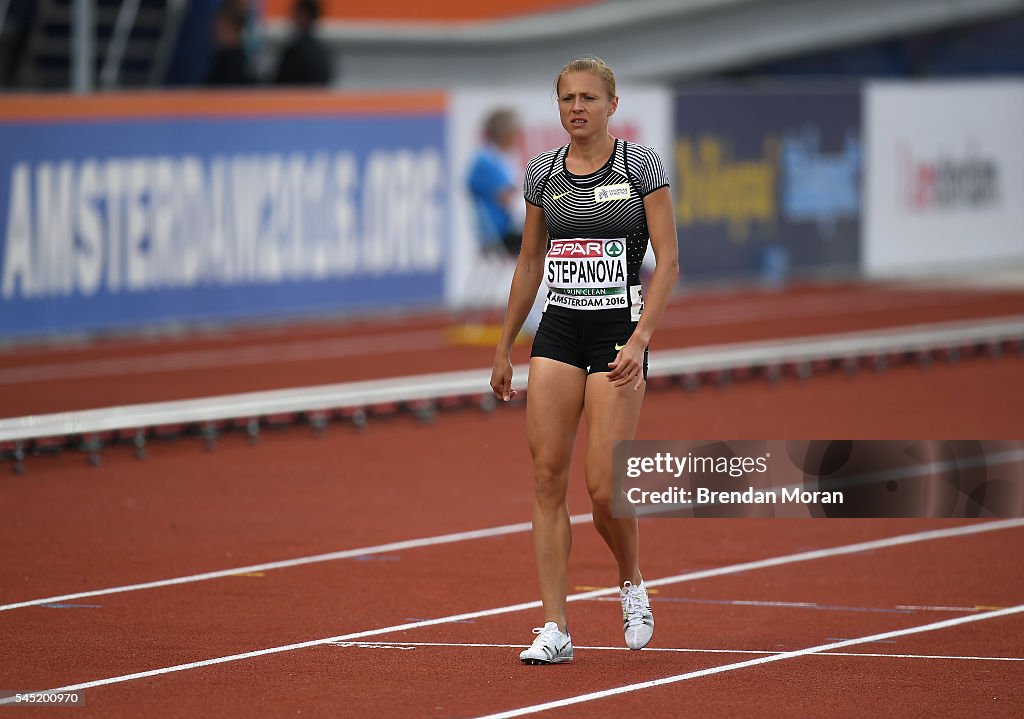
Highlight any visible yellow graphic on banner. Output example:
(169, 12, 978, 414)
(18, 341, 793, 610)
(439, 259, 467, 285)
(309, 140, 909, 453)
(674, 136, 778, 242)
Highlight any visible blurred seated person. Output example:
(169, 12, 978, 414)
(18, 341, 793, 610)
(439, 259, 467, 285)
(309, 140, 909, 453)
(274, 0, 333, 86)
(204, 2, 256, 86)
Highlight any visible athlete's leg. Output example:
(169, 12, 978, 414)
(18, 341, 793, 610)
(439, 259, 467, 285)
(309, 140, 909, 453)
(526, 357, 586, 633)
(583, 372, 645, 586)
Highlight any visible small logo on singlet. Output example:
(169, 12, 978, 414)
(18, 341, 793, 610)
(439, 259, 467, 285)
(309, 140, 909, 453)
(594, 183, 631, 203)
(552, 191, 572, 200)
(615, 343, 626, 351)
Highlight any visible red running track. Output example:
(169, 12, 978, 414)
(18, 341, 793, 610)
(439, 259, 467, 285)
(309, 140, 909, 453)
(2, 352, 1024, 716)
(1, 281, 1023, 717)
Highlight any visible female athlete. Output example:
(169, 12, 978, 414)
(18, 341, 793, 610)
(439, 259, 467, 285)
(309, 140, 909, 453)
(489, 56, 679, 665)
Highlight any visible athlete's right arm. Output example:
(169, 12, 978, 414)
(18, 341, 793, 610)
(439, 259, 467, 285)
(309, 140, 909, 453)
(490, 202, 548, 402)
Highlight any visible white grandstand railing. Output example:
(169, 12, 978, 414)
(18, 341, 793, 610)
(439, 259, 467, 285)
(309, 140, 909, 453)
(1, 316, 1022, 445)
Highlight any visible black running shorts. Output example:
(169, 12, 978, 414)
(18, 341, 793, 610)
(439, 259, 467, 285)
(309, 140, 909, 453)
(531, 306, 649, 378)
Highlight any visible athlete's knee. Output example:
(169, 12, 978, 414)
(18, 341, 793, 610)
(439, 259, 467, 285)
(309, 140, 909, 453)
(532, 463, 569, 506)
(587, 483, 614, 515)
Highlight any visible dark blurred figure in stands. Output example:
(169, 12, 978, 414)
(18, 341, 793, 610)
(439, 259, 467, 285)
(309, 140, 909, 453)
(0, 0, 35, 87)
(205, 1, 256, 86)
(274, 0, 333, 86)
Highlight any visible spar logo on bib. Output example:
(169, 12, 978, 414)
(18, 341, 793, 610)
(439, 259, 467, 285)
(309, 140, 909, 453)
(605, 240, 624, 257)
(548, 240, 604, 258)
(595, 183, 631, 203)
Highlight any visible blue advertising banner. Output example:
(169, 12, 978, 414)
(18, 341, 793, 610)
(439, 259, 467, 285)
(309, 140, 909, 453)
(0, 93, 448, 338)
(673, 87, 862, 280)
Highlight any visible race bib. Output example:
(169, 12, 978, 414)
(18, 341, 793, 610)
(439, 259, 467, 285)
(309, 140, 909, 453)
(544, 238, 628, 311)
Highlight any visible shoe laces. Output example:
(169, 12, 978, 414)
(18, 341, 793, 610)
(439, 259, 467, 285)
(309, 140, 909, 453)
(530, 623, 563, 647)
(621, 582, 649, 628)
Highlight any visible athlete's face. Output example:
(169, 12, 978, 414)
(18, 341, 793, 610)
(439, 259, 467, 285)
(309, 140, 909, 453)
(557, 71, 617, 140)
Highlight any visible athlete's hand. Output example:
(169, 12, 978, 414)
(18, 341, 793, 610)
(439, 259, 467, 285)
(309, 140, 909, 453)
(490, 355, 518, 402)
(607, 340, 645, 391)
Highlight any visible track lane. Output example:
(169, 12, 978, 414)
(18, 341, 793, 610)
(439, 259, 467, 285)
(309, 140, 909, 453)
(2, 284, 1023, 717)
(3, 357, 1022, 601)
(5, 283, 1024, 416)
(4, 510, 1023, 683)
(3, 522, 1021, 718)
(507, 626, 1024, 719)
(10, 516, 995, 686)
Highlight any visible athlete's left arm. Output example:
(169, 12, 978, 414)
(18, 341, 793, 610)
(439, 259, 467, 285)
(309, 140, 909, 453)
(607, 186, 679, 389)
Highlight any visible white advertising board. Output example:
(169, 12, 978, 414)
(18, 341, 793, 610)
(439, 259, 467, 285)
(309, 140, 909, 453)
(865, 81, 1024, 277)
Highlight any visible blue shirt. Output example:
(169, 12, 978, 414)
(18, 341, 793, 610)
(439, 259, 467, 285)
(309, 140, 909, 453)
(467, 145, 518, 249)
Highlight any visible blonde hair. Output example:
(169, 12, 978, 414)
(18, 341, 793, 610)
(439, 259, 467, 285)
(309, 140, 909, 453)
(554, 56, 617, 98)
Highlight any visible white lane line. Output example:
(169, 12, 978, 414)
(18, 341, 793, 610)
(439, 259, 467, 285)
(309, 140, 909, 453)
(0, 514, 594, 613)
(587, 596, 1008, 615)
(584, 596, 917, 613)
(328, 640, 1024, 662)
(638, 519, 1024, 593)
(814, 651, 1024, 662)
(473, 605, 1024, 719)
(0, 519, 1020, 702)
